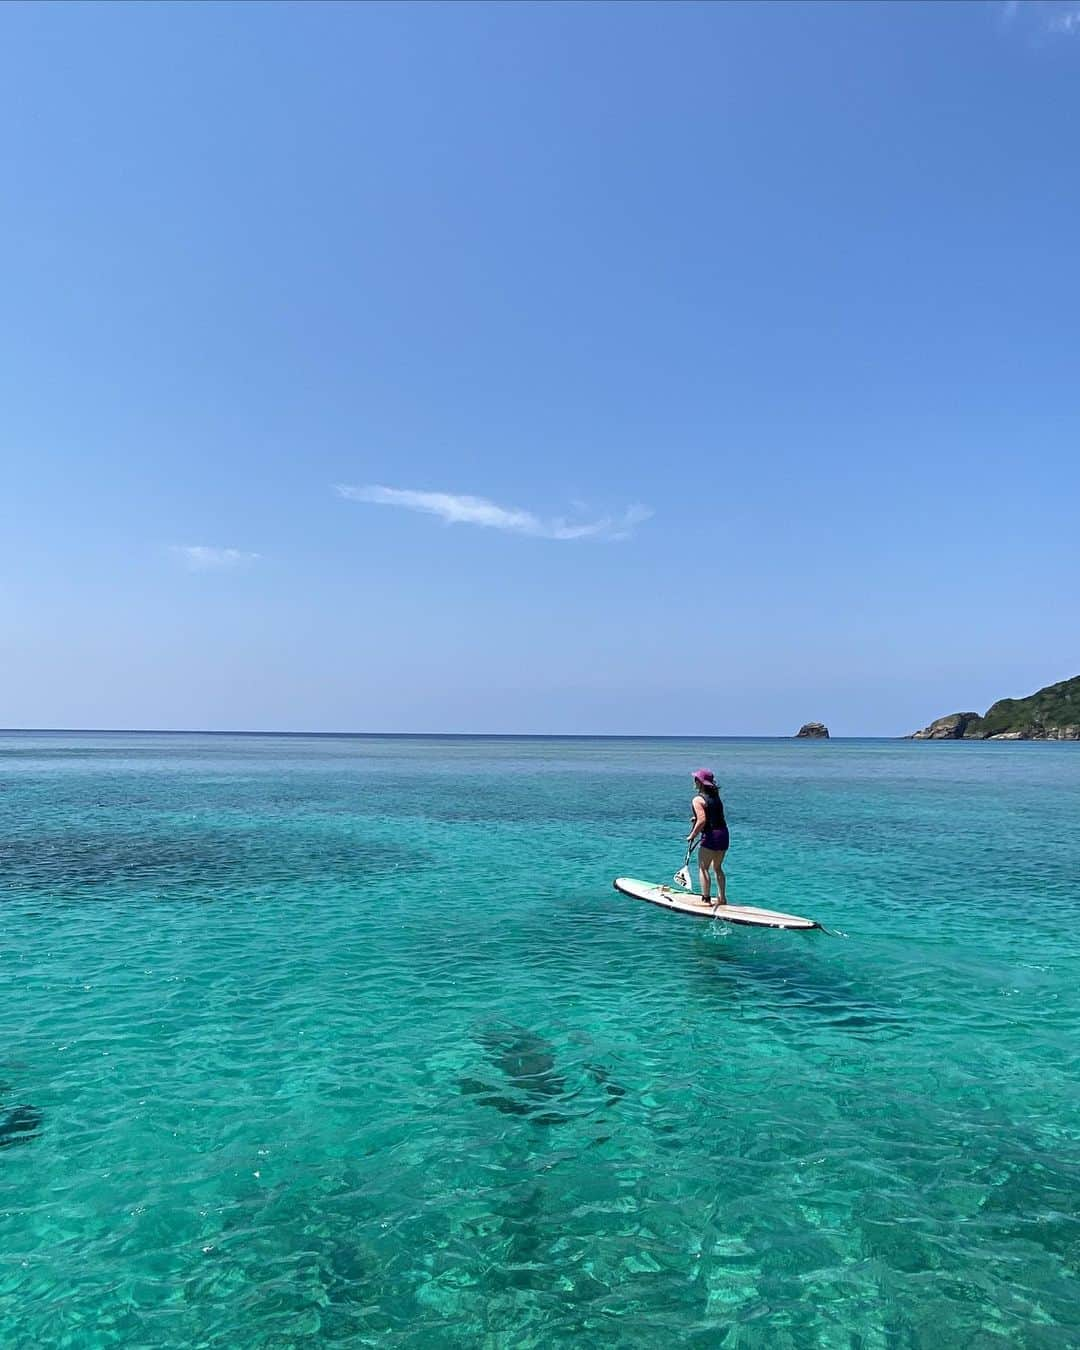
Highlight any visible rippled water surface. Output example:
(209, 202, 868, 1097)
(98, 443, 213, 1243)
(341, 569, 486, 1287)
(2, 732, 1078, 1347)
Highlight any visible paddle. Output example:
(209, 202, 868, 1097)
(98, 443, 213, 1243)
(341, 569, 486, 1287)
(673, 838, 699, 890)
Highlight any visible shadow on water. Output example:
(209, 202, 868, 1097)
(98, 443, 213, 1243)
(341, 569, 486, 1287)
(694, 936, 906, 1036)
(0, 1085, 43, 1149)
(458, 1024, 626, 1127)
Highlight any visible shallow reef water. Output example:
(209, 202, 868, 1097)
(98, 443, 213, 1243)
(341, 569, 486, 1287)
(1, 731, 1078, 1346)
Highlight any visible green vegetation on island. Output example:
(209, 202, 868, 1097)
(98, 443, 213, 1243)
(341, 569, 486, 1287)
(910, 675, 1080, 741)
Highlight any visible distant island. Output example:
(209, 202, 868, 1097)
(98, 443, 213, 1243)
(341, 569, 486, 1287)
(909, 675, 1080, 741)
(795, 722, 829, 739)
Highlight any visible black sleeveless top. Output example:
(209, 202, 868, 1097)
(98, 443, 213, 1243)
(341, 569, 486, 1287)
(697, 792, 727, 832)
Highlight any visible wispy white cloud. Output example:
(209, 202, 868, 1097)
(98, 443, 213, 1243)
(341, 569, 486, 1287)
(336, 484, 652, 542)
(1048, 4, 1080, 34)
(1001, 0, 1080, 35)
(172, 545, 261, 571)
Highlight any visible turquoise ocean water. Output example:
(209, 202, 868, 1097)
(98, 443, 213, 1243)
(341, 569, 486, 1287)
(1, 732, 1078, 1347)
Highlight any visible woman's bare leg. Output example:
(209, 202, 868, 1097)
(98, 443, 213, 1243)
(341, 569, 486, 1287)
(698, 850, 712, 900)
(712, 851, 728, 905)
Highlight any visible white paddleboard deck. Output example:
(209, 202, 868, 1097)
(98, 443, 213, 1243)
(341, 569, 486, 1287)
(613, 877, 819, 930)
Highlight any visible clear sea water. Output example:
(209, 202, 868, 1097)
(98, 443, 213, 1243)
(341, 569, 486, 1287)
(1, 732, 1078, 1348)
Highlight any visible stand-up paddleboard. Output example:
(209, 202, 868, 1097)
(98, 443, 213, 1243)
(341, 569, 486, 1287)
(613, 877, 820, 930)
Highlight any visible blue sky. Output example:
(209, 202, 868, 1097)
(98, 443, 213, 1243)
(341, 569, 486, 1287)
(2, 1, 1078, 735)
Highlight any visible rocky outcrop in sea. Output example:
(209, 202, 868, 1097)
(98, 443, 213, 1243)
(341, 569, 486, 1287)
(795, 722, 829, 738)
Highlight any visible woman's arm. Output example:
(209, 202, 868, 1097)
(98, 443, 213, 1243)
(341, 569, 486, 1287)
(687, 795, 706, 843)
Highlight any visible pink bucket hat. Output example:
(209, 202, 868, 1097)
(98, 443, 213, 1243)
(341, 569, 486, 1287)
(692, 769, 716, 785)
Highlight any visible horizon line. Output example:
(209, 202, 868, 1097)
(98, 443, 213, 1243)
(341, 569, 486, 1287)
(5, 725, 905, 740)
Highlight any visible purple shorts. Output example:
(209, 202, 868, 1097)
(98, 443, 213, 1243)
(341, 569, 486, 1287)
(700, 827, 729, 853)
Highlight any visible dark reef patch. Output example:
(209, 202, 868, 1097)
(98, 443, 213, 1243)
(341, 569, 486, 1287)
(459, 1024, 626, 1126)
(0, 1097, 43, 1149)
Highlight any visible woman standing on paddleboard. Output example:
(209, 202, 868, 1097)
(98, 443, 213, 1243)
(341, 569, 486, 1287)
(688, 769, 728, 905)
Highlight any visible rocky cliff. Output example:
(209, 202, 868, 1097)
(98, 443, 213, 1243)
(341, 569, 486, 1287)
(910, 713, 982, 740)
(795, 722, 830, 739)
(909, 676, 1080, 741)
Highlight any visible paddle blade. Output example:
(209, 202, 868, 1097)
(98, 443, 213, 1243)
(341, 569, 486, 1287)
(674, 866, 692, 890)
